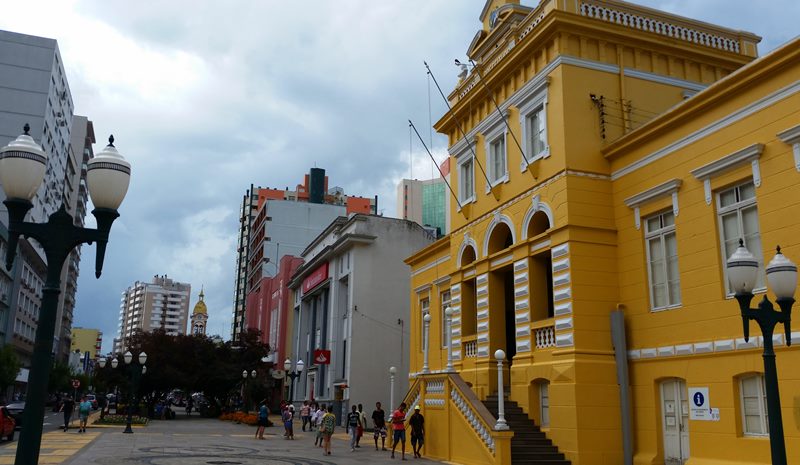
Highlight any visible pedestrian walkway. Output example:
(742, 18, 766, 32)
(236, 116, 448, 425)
(0, 431, 100, 465)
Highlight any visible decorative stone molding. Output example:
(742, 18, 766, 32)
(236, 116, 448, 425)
(691, 144, 764, 204)
(624, 179, 682, 229)
(777, 124, 800, 171)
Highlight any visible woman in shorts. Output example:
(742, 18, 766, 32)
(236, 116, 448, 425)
(320, 406, 337, 456)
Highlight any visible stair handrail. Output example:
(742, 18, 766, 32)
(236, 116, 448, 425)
(449, 373, 497, 452)
(400, 377, 422, 412)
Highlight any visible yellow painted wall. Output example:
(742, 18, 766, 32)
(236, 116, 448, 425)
(70, 328, 101, 358)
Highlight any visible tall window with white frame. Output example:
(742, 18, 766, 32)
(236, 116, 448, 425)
(740, 374, 768, 435)
(645, 210, 681, 310)
(539, 381, 550, 427)
(526, 105, 547, 158)
(488, 134, 507, 185)
(439, 289, 451, 348)
(717, 181, 764, 294)
(420, 297, 430, 352)
(459, 157, 475, 203)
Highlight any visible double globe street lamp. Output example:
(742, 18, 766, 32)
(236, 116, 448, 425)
(99, 351, 147, 434)
(1, 125, 130, 465)
(727, 240, 796, 465)
(283, 358, 304, 405)
(242, 369, 257, 413)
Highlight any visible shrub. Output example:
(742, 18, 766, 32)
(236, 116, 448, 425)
(218, 411, 262, 426)
(97, 414, 149, 425)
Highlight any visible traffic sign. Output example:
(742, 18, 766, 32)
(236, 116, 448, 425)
(71, 379, 80, 389)
(313, 349, 331, 365)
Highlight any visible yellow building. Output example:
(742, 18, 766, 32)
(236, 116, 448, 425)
(404, 1, 799, 464)
(70, 327, 102, 359)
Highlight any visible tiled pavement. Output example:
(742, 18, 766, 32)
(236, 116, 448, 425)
(0, 413, 435, 465)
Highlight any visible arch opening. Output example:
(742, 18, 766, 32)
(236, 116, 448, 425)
(487, 222, 513, 255)
(527, 210, 551, 238)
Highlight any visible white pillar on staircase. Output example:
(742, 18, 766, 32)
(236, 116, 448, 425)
(494, 349, 509, 431)
(445, 307, 455, 372)
(422, 313, 431, 374)
(389, 366, 397, 410)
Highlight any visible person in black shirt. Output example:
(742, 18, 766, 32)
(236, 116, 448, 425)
(371, 401, 387, 451)
(409, 405, 425, 458)
(346, 405, 361, 452)
(59, 396, 75, 432)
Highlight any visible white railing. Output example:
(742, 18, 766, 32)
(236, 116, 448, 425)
(534, 325, 556, 349)
(580, 1, 740, 53)
(426, 379, 445, 394)
(463, 339, 478, 358)
(451, 387, 495, 453)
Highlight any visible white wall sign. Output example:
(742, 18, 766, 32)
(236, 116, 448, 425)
(688, 387, 714, 421)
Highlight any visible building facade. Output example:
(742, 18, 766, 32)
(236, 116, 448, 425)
(287, 214, 434, 424)
(404, 1, 799, 465)
(0, 31, 91, 371)
(70, 327, 102, 359)
(190, 288, 208, 336)
(114, 275, 191, 353)
(397, 177, 449, 236)
(231, 168, 378, 341)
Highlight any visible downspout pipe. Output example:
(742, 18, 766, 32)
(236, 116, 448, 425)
(611, 307, 633, 465)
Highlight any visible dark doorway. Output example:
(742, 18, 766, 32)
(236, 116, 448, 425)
(503, 267, 516, 362)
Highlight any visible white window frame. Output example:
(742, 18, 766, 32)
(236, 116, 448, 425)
(518, 88, 549, 170)
(644, 210, 681, 311)
(739, 374, 768, 436)
(716, 181, 764, 296)
(440, 289, 451, 348)
(458, 155, 475, 205)
(484, 124, 508, 191)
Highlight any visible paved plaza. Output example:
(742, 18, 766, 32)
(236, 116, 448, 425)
(0, 413, 436, 465)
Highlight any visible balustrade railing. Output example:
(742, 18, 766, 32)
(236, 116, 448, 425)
(463, 336, 478, 358)
(533, 322, 556, 349)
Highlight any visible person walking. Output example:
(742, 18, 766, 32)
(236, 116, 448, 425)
(409, 405, 425, 458)
(320, 405, 336, 456)
(313, 404, 326, 447)
(59, 396, 75, 432)
(346, 405, 361, 452)
(390, 402, 408, 460)
(372, 401, 387, 451)
(300, 401, 311, 431)
(282, 406, 294, 439)
(356, 403, 366, 448)
(78, 396, 92, 433)
(255, 401, 269, 440)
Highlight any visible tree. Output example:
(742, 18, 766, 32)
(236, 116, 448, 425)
(0, 344, 21, 397)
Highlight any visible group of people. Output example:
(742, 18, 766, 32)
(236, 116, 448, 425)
(255, 399, 425, 460)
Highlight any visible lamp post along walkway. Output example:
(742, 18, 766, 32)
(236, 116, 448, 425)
(0, 126, 131, 465)
(727, 240, 796, 465)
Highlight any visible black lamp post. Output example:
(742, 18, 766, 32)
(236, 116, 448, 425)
(1, 126, 131, 465)
(727, 239, 796, 465)
(283, 358, 304, 405)
(242, 369, 257, 413)
(99, 351, 147, 434)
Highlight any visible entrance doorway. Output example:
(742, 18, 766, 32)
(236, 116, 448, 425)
(661, 378, 690, 465)
(502, 267, 515, 362)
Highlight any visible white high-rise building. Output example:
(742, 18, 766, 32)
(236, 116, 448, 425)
(114, 275, 191, 353)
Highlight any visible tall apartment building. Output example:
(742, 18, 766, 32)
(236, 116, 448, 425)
(231, 167, 378, 341)
(114, 275, 191, 353)
(397, 177, 449, 236)
(70, 327, 102, 359)
(0, 31, 90, 369)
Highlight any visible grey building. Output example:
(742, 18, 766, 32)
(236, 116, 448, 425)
(231, 186, 260, 341)
(0, 31, 90, 372)
(287, 214, 434, 424)
(114, 275, 192, 353)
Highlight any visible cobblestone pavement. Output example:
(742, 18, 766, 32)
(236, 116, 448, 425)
(38, 414, 437, 465)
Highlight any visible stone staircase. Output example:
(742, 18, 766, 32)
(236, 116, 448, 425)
(483, 393, 570, 465)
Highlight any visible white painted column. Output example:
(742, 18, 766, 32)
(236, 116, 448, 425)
(494, 349, 509, 430)
(422, 313, 431, 374)
(445, 307, 454, 372)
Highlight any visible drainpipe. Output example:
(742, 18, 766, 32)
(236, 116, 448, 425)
(611, 306, 633, 465)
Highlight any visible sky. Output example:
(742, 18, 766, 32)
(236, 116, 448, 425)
(1, 1, 797, 353)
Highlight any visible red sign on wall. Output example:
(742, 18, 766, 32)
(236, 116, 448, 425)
(313, 349, 331, 365)
(302, 263, 329, 293)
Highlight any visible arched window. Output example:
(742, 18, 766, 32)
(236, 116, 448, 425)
(527, 210, 550, 238)
(487, 222, 513, 255)
(461, 244, 477, 266)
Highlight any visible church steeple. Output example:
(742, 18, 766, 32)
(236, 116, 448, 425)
(190, 286, 208, 336)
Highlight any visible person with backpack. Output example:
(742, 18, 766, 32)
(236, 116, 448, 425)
(78, 396, 92, 433)
(346, 404, 362, 452)
(320, 405, 337, 456)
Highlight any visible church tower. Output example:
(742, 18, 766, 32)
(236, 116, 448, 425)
(190, 287, 208, 336)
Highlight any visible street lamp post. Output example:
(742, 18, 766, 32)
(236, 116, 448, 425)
(242, 369, 257, 413)
(2, 126, 131, 465)
(444, 307, 454, 372)
(100, 351, 147, 434)
(727, 241, 796, 465)
(283, 358, 304, 405)
(493, 349, 509, 431)
(422, 313, 431, 374)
